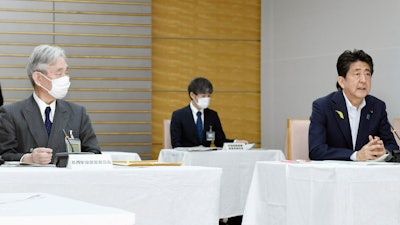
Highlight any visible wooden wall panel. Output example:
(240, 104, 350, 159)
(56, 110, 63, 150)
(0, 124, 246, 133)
(152, 0, 260, 39)
(152, 0, 260, 159)
(152, 40, 259, 91)
(0, 0, 153, 158)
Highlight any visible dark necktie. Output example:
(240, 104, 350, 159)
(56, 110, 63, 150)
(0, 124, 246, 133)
(45, 106, 52, 136)
(196, 111, 203, 142)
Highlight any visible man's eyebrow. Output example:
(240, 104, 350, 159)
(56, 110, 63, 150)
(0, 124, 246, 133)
(361, 68, 371, 72)
(56, 66, 68, 72)
(353, 68, 370, 72)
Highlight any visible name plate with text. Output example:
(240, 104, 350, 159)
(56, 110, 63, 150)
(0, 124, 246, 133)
(67, 154, 113, 169)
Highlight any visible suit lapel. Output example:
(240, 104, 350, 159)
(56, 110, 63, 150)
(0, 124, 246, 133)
(48, 100, 69, 147)
(203, 109, 211, 133)
(22, 96, 48, 147)
(331, 92, 353, 148)
(184, 105, 197, 130)
(185, 105, 202, 144)
(356, 100, 374, 150)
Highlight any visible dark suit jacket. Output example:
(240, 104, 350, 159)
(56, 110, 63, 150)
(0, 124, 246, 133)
(170, 105, 233, 148)
(0, 95, 101, 163)
(0, 83, 3, 107)
(309, 91, 398, 160)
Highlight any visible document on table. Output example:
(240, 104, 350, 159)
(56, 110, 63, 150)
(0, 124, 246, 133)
(113, 160, 182, 166)
(2, 161, 55, 167)
(174, 146, 219, 151)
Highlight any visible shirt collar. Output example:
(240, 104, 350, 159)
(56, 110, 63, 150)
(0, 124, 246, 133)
(190, 101, 204, 114)
(342, 91, 366, 111)
(33, 92, 56, 121)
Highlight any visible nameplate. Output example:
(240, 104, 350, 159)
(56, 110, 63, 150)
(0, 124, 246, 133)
(222, 143, 245, 150)
(67, 154, 113, 169)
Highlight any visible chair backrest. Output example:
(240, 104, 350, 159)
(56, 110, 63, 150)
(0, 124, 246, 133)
(163, 119, 172, 149)
(391, 118, 400, 146)
(285, 118, 310, 160)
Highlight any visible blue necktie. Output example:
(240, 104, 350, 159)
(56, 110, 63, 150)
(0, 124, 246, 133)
(196, 111, 203, 142)
(45, 106, 52, 136)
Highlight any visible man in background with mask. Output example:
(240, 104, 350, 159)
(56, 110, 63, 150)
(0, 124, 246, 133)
(0, 44, 101, 165)
(170, 77, 247, 225)
(170, 77, 247, 148)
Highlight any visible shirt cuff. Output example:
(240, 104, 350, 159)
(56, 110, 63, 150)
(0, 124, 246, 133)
(350, 151, 357, 161)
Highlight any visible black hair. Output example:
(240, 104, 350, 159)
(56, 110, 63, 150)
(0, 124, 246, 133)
(187, 77, 213, 98)
(336, 49, 373, 90)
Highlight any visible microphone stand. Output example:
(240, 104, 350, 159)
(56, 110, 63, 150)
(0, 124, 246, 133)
(388, 123, 400, 162)
(62, 129, 75, 152)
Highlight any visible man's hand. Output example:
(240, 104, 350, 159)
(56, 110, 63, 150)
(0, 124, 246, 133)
(356, 135, 386, 161)
(22, 148, 53, 165)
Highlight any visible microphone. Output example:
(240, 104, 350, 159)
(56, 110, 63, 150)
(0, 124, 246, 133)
(62, 129, 75, 152)
(386, 121, 400, 163)
(389, 123, 400, 143)
(56, 129, 88, 167)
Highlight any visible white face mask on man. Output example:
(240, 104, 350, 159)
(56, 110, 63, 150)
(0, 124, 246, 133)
(196, 97, 211, 109)
(36, 73, 71, 99)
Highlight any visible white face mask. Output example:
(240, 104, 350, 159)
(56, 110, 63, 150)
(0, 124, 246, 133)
(37, 73, 71, 99)
(196, 97, 210, 109)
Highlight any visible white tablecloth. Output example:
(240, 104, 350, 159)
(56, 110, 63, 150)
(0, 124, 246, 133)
(102, 151, 141, 161)
(242, 161, 400, 225)
(0, 165, 221, 225)
(158, 149, 285, 218)
(0, 193, 135, 225)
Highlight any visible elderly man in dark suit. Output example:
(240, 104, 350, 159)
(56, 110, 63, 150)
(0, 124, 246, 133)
(0, 84, 3, 107)
(0, 45, 100, 164)
(309, 49, 398, 161)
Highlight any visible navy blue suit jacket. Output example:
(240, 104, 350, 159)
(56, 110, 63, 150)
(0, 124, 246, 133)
(309, 91, 398, 160)
(170, 105, 232, 148)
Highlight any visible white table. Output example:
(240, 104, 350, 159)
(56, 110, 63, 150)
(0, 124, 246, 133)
(158, 149, 285, 218)
(102, 151, 141, 161)
(242, 161, 400, 225)
(0, 193, 135, 225)
(0, 165, 221, 225)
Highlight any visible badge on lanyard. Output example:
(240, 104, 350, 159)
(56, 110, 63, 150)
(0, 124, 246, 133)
(206, 125, 215, 141)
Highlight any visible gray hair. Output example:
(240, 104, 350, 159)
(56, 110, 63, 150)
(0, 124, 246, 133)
(26, 45, 67, 86)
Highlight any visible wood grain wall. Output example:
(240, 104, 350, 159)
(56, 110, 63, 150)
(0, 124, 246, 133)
(152, 0, 261, 158)
(0, 0, 152, 158)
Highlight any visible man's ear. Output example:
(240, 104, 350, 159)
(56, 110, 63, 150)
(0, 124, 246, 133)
(189, 92, 196, 100)
(32, 71, 41, 84)
(337, 76, 345, 89)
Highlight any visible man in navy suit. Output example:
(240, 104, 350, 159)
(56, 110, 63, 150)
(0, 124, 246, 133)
(309, 49, 398, 161)
(170, 77, 247, 225)
(170, 77, 247, 148)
